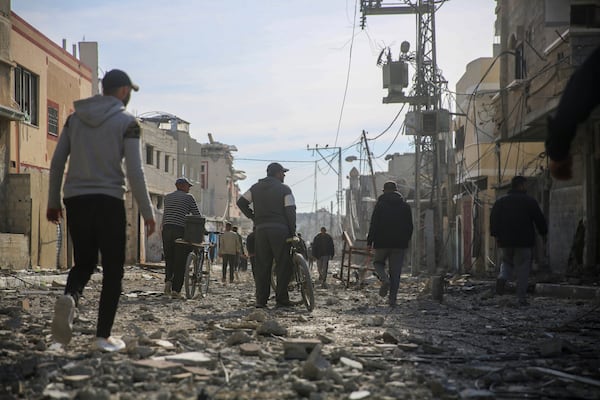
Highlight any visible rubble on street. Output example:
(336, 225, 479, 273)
(1, 264, 599, 399)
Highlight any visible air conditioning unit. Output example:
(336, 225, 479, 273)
(404, 109, 450, 136)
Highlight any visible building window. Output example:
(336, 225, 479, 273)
(146, 145, 154, 165)
(47, 100, 59, 137)
(571, 4, 600, 28)
(165, 155, 170, 172)
(156, 151, 161, 169)
(200, 161, 208, 189)
(14, 65, 39, 126)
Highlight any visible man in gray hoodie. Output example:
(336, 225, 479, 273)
(47, 69, 155, 352)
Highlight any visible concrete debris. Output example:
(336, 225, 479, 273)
(0, 265, 598, 399)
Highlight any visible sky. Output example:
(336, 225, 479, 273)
(12, 0, 497, 213)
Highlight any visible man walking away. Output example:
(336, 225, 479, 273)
(219, 223, 241, 283)
(490, 176, 548, 306)
(162, 177, 201, 298)
(312, 227, 335, 288)
(47, 69, 156, 352)
(237, 162, 296, 308)
(367, 181, 413, 307)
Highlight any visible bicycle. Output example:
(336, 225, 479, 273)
(271, 236, 315, 312)
(176, 238, 214, 299)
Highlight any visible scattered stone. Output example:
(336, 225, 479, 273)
(283, 338, 322, 360)
(349, 390, 371, 399)
(163, 352, 214, 367)
(256, 320, 288, 336)
(362, 316, 384, 326)
(226, 331, 252, 346)
(539, 338, 563, 357)
(291, 377, 318, 397)
(303, 344, 331, 380)
(459, 388, 495, 399)
(340, 357, 363, 370)
(239, 343, 261, 356)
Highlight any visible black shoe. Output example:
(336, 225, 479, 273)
(495, 278, 506, 295)
(255, 303, 267, 309)
(275, 301, 294, 308)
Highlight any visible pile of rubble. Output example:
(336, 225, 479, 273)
(1, 266, 599, 399)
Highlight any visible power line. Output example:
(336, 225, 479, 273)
(334, 0, 359, 147)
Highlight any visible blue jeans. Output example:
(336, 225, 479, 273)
(373, 248, 406, 305)
(498, 247, 532, 301)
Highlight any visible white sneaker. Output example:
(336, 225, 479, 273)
(51, 295, 75, 345)
(96, 336, 126, 352)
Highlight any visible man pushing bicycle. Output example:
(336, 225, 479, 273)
(237, 163, 297, 309)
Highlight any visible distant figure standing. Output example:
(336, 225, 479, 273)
(312, 227, 335, 288)
(367, 181, 413, 307)
(546, 45, 600, 180)
(232, 226, 246, 274)
(219, 222, 241, 284)
(47, 69, 155, 352)
(490, 176, 548, 306)
(162, 177, 201, 298)
(237, 162, 297, 308)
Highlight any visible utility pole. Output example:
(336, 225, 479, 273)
(362, 130, 378, 197)
(361, 0, 448, 276)
(307, 145, 343, 236)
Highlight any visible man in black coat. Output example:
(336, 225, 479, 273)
(490, 176, 547, 306)
(367, 181, 413, 307)
(312, 227, 335, 288)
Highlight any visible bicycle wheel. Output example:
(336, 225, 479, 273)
(294, 254, 315, 312)
(199, 252, 210, 297)
(184, 252, 197, 299)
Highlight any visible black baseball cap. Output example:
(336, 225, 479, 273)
(267, 162, 289, 176)
(383, 181, 398, 192)
(102, 69, 139, 92)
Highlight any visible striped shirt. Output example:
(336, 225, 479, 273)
(162, 190, 201, 227)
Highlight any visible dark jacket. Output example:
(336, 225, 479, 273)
(367, 191, 413, 249)
(312, 233, 334, 258)
(237, 176, 296, 235)
(490, 190, 548, 248)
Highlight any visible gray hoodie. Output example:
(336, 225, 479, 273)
(48, 95, 154, 221)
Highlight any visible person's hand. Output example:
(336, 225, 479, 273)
(549, 155, 573, 180)
(47, 208, 63, 224)
(145, 219, 156, 236)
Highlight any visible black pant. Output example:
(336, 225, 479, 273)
(254, 227, 292, 306)
(63, 195, 126, 339)
(222, 254, 237, 282)
(162, 224, 191, 293)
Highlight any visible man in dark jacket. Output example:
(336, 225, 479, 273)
(367, 181, 413, 307)
(312, 227, 335, 288)
(490, 176, 548, 306)
(237, 163, 296, 308)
